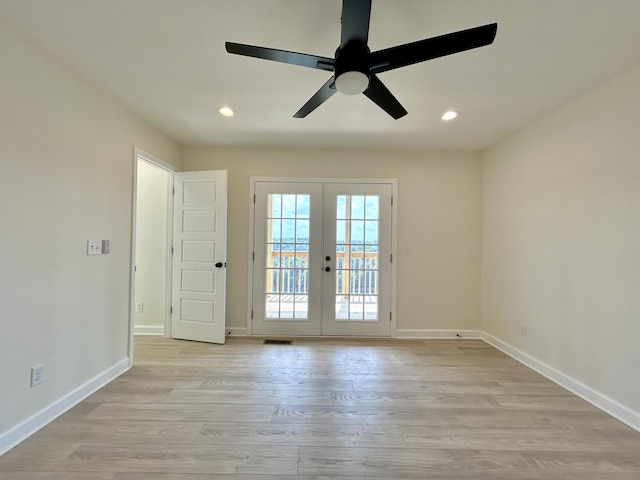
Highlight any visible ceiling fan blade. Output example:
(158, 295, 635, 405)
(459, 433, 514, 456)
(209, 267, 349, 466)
(340, 0, 372, 47)
(363, 75, 408, 119)
(293, 77, 337, 118)
(369, 23, 498, 74)
(225, 42, 335, 72)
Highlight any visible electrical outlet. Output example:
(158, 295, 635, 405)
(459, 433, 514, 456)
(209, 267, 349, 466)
(31, 364, 44, 387)
(520, 324, 528, 337)
(136, 302, 144, 313)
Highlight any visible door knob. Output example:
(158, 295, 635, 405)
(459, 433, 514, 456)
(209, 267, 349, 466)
(325, 266, 331, 272)
(325, 256, 331, 261)
(215, 262, 224, 268)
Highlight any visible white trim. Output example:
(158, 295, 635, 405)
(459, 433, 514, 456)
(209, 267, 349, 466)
(133, 325, 165, 335)
(250, 176, 398, 185)
(481, 332, 640, 433)
(247, 179, 257, 335)
(134, 146, 178, 173)
(389, 182, 398, 336)
(396, 329, 482, 339)
(227, 327, 248, 336)
(128, 149, 138, 367)
(0, 358, 129, 456)
(163, 168, 175, 338)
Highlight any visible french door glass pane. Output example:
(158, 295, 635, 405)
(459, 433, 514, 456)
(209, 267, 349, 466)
(265, 194, 310, 319)
(335, 194, 379, 321)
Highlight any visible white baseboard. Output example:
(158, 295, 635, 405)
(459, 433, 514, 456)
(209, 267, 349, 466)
(133, 325, 164, 335)
(395, 329, 481, 339)
(481, 332, 640, 433)
(0, 358, 129, 456)
(226, 327, 248, 336)
(239, 327, 480, 339)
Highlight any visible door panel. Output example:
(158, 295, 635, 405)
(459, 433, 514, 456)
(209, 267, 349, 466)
(322, 183, 392, 336)
(252, 182, 323, 336)
(251, 180, 393, 337)
(171, 171, 227, 344)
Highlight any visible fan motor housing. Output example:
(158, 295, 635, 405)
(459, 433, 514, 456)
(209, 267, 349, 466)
(334, 41, 370, 79)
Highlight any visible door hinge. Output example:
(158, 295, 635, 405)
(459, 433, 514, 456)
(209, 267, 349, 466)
(390, 312, 392, 322)
(252, 252, 255, 261)
(172, 187, 175, 195)
(251, 309, 254, 319)
(390, 253, 393, 263)
(171, 246, 174, 255)
(170, 306, 173, 315)
(254, 194, 256, 204)
(391, 196, 394, 206)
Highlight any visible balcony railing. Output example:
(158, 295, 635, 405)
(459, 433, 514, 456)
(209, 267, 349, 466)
(267, 248, 378, 295)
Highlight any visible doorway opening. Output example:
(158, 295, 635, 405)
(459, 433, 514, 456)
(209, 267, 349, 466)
(129, 151, 229, 363)
(133, 150, 174, 339)
(170, 170, 228, 344)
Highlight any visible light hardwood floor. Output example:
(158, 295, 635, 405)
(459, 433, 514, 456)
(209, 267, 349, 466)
(1, 336, 639, 479)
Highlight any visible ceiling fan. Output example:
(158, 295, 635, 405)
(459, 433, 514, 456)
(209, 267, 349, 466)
(225, 0, 497, 119)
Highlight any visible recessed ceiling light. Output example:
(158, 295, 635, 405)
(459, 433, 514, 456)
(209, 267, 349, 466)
(217, 106, 234, 117)
(441, 110, 460, 121)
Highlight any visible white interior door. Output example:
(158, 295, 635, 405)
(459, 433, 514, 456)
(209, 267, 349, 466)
(251, 179, 393, 337)
(171, 170, 227, 344)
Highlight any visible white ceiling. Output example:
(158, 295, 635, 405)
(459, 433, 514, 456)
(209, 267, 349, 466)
(2, 0, 640, 151)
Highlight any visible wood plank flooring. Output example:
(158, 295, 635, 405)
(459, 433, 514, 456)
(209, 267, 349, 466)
(1, 336, 640, 479)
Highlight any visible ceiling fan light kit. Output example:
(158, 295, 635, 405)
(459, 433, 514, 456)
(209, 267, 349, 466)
(225, 0, 497, 119)
(335, 71, 369, 95)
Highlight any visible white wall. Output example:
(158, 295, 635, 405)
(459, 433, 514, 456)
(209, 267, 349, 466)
(482, 64, 640, 419)
(0, 20, 180, 448)
(182, 147, 482, 336)
(134, 160, 170, 335)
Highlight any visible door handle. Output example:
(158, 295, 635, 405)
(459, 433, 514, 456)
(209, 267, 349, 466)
(325, 256, 331, 261)
(215, 262, 225, 268)
(325, 266, 331, 272)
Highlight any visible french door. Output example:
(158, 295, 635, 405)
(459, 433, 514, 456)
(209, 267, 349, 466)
(251, 179, 394, 337)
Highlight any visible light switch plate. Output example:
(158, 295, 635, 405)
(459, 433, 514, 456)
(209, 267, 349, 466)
(87, 240, 101, 255)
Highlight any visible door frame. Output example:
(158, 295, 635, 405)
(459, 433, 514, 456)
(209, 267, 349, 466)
(128, 147, 177, 366)
(247, 176, 398, 337)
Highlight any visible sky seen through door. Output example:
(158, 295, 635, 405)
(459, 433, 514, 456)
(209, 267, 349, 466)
(269, 194, 379, 252)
